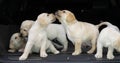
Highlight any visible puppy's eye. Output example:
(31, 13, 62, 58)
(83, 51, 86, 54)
(15, 36, 18, 39)
(23, 29, 26, 31)
(63, 11, 66, 13)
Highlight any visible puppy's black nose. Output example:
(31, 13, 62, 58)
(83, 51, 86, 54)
(19, 33, 23, 37)
(55, 12, 58, 15)
(55, 10, 60, 15)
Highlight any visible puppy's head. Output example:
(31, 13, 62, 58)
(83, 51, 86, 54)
(55, 10, 76, 25)
(20, 28, 28, 37)
(9, 33, 23, 49)
(36, 13, 56, 27)
(20, 20, 34, 37)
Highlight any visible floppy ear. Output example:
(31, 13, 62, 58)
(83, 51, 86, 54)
(66, 13, 76, 24)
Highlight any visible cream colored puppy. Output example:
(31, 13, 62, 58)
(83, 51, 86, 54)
(19, 13, 59, 60)
(20, 20, 68, 51)
(20, 20, 34, 37)
(55, 10, 106, 55)
(95, 22, 120, 59)
(8, 33, 26, 53)
(47, 24, 68, 51)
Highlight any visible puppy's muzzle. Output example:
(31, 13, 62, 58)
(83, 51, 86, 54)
(50, 13, 56, 22)
(55, 10, 61, 17)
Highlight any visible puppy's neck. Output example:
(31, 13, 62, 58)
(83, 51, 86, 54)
(62, 20, 78, 30)
(35, 21, 48, 30)
(63, 20, 77, 26)
(37, 20, 48, 27)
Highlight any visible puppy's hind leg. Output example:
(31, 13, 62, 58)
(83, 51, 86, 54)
(95, 42, 103, 59)
(87, 36, 97, 54)
(107, 47, 114, 59)
(57, 35, 68, 52)
(48, 40, 60, 54)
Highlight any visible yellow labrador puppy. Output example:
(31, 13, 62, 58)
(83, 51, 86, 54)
(55, 10, 106, 55)
(19, 13, 59, 60)
(95, 22, 120, 59)
(8, 33, 26, 53)
(20, 20, 68, 51)
(20, 20, 34, 37)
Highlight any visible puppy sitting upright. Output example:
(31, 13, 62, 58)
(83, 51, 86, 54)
(55, 10, 106, 55)
(95, 22, 120, 59)
(19, 13, 59, 60)
(20, 20, 68, 52)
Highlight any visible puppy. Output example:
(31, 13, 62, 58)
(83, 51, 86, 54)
(19, 13, 59, 60)
(95, 22, 120, 59)
(8, 33, 26, 53)
(20, 20, 34, 37)
(46, 24, 68, 51)
(20, 20, 68, 51)
(55, 10, 106, 55)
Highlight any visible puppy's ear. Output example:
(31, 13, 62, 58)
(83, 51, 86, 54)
(66, 13, 76, 24)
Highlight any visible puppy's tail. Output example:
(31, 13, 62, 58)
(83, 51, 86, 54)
(96, 21, 112, 29)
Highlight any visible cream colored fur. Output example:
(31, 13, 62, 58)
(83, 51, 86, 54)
(19, 13, 59, 60)
(95, 22, 120, 59)
(55, 10, 107, 55)
(20, 20, 68, 51)
(8, 33, 26, 53)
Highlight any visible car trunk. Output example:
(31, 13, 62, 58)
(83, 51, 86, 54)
(0, 0, 120, 63)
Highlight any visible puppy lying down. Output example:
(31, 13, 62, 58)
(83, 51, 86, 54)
(20, 20, 68, 51)
(55, 10, 108, 55)
(95, 22, 120, 59)
(19, 13, 59, 60)
(8, 33, 26, 53)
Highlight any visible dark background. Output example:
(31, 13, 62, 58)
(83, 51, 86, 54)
(0, 0, 120, 25)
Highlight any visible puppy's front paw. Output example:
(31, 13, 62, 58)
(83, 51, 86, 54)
(107, 54, 114, 59)
(54, 51, 60, 54)
(40, 52, 48, 58)
(18, 49, 24, 52)
(72, 51, 81, 56)
(19, 55, 27, 60)
(87, 50, 94, 54)
(95, 53, 102, 59)
(8, 49, 16, 53)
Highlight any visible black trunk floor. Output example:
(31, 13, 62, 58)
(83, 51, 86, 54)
(1, 52, 120, 63)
